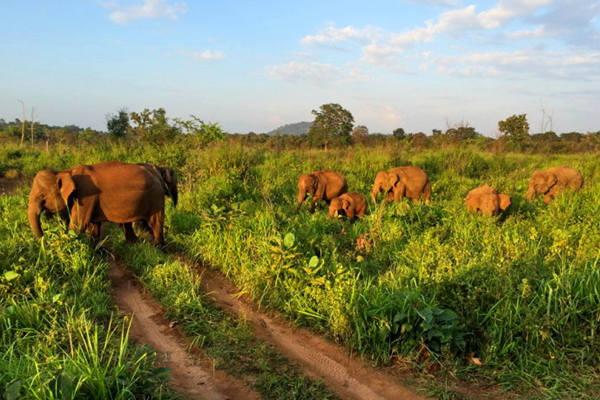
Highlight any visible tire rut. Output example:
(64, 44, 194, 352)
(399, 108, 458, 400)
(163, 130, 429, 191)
(108, 259, 260, 400)
(177, 255, 428, 400)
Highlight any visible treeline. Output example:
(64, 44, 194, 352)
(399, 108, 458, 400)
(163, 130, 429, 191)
(1, 104, 599, 153)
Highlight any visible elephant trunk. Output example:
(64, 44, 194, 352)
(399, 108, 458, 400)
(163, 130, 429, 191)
(169, 183, 178, 207)
(297, 188, 306, 206)
(526, 186, 535, 202)
(371, 186, 379, 204)
(28, 197, 44, 238)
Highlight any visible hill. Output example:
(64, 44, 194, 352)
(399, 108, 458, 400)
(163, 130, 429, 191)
(266, 121, 312, 136)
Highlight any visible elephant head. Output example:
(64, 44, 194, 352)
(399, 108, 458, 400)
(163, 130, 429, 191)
(297, 174, 318, 205)
(28, 170, 76, 237)
(138, 163, 178, 206)
(371, 170, 399, 203)
(329, 196, 353, 219)
(526, 171, 557, 201)
(498, 194, 511, 211)
(156, 166, 178, 207)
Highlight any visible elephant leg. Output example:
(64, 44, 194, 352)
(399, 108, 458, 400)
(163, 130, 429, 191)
(148, 212, 165, 247)
(122, 223, 139, 243)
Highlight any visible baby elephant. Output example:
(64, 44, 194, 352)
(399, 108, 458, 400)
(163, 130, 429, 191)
(297, 170, 347, 210)
(465, 185, 511, 216)
(526, 166, 583, 204)
(329, 193, 367, 220)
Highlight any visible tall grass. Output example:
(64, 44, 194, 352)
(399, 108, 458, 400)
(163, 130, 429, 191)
(0, 188, 177, 399)
(4, 141, 600, 397)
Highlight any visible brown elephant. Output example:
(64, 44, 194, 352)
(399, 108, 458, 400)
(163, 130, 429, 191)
(328, 192, 367, 220)
(297, 170, 347, 210)
(465, 185, 511, 216)
(28, 161, 167, 246)
(371, 166, 431, 204)
(122, 163, 178, 242)
(526, 166, 583, 204)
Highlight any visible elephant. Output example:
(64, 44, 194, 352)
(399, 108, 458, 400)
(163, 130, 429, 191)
(122, 163, 178, 242)
(328, 192, 367, 220)
(526, 166, 583, 204)
(465, 185, 511, 216)
(28, 161, 168, 246)
(297, 170, 347, 210)
(371, 166, 431, 204)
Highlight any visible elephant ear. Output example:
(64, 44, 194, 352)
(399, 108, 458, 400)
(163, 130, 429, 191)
(57, 173, 77, 207)
(498, 194, 511, 211)
(309, 174, 319, 191)
(387, 172, 399, 189)
(342, 198, 351, 211)
(545, 172, 558, 188)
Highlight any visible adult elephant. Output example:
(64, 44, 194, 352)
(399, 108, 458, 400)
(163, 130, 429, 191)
(526, 166, 583, 204)
(121, 163, 178, 242)
(297, 170, 347, 210)
(28, 161, 167, 246)
(371, 166, 430, 204)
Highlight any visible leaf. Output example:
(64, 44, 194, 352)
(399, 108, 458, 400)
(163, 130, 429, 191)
(4, 380, 21, 400)
(308, 255, 319, 268)
(283, 232, 295, 248)
(3, 271, 20, 281)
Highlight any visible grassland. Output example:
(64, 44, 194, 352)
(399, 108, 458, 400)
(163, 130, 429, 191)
(1, 141, 599, 399)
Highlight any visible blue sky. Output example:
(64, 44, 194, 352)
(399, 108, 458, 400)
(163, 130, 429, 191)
(1, 0, 599, 135)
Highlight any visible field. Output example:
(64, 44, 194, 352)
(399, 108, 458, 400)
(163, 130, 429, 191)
(1, 140, 599, 399)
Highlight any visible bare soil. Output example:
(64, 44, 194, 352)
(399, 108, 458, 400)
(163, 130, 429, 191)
(108, 260, 260, 400)
(0, 177, 24, 195)
(179, 256, 428, 400)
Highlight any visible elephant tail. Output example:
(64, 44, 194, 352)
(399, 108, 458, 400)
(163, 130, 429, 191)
(423, 181, 432, 204)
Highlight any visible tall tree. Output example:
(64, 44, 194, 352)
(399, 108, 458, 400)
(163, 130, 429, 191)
(498, 114, 529, 142)
(308, 103, 354, 148)
(393, 127, 405, 139)
(106, 109, 130, 139)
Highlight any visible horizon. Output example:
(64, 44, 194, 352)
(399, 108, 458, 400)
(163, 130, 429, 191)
(1, 0, 599, 135)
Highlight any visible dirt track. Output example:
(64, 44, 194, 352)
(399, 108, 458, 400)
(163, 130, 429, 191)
(180, 257, 427, 400)
(108, 260, 259, 400)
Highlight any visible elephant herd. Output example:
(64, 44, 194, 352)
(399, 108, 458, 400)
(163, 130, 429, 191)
(27, 161, 584, 244)
(28, 161, 177, 246)
(298, 165, 584, 219)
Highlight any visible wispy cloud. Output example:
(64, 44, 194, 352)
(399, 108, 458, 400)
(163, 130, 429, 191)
(267, 61, 367, 85)
(267, 61, 343, 83)
(435, 49, 600, 80)
(103, 0, 187, 24)
(182, 50, 226, 60)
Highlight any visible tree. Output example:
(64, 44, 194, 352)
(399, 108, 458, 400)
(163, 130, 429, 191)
(498, 114, 529, 143)
(307, 103, 354, 148)
(175, 115, 225, 145)
(351, 125, 369, 144)
(106, 109, 130, 139)
(130, 108, 180, 144)
(393, 127, 405, 139)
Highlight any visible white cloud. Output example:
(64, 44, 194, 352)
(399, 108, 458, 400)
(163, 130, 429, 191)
(267, 61, 343, 83)
(267, 61, 369, 84)
(104, 0, 187, 24)
(183, 50, 225, 60)
(301, 25, 382, 45)
(436, 49, 600, 79)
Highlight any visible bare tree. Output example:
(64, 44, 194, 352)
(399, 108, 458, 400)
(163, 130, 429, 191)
(30, 107, 35, 145)
(17, 99, 26, 146)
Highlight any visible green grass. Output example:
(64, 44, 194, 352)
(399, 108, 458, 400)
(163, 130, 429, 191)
(4, 141, 600, 398)
(0, 188, 178, 399)
(109, 234, 338, 400)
